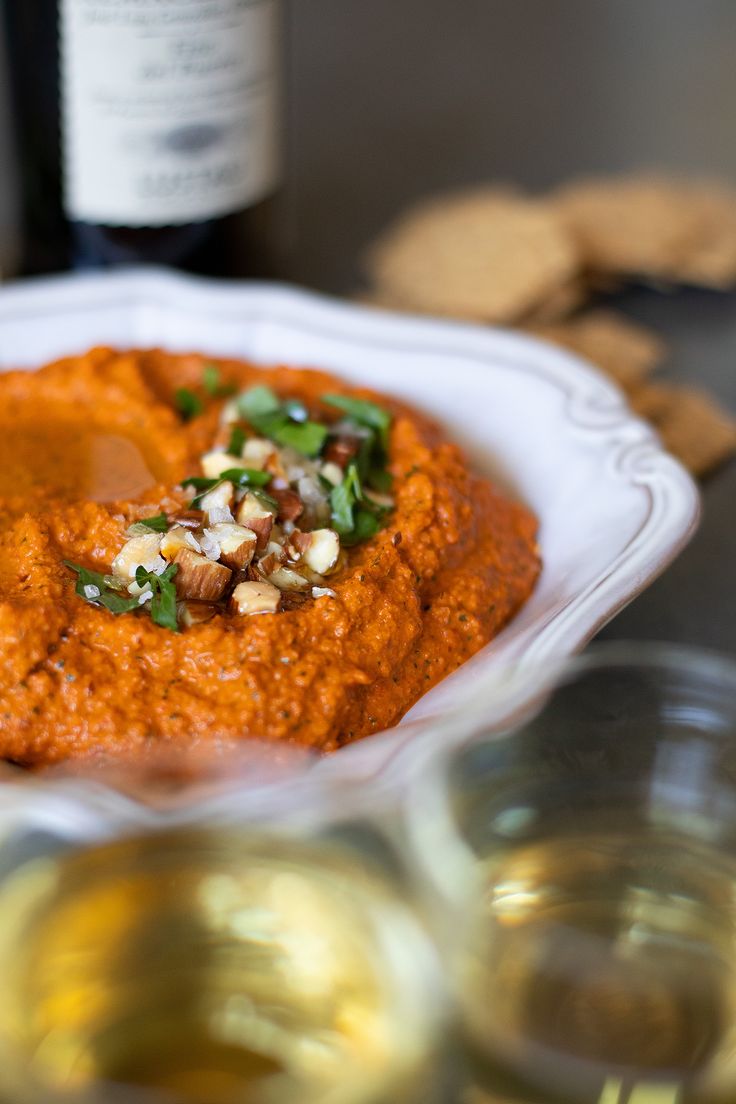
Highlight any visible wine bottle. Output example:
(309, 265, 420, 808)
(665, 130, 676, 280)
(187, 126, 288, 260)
(3, 0, 283, 278)
(0, 14, 19, 278)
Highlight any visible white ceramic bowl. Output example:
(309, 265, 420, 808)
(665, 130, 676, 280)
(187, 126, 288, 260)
(0, 268, 700, 795)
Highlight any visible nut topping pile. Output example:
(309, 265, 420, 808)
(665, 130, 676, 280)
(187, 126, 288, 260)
(66, 379, 394, 631)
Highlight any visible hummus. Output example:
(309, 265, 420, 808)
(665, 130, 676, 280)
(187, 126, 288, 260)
(0, 347, 540, 765)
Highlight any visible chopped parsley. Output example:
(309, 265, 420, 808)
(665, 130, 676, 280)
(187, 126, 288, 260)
(181, 475, 217, 493)
(65, 562, 142, 615)
(282, 398, 308, 423)
(126, 513, 169, 536)
(65, 561, 180, 630)
(263, 416, 327, 457)
(182, 468, 270, 507)
(329, 464, 360, 535)
(227, 425, 247, 456)
(237, 385, 281, 420)
(321, 393, 393, 494)
(252, 488, 280, 512)
(322, 394, 392, 449)
(368, 467, 394, 493)
(218, 467, 272, 488)
(351, 510, 381, 544)
(237, 385, 327, 458)
(328, 461, 393, 545)
(174, 388, 203, 421)
(135, 563, 180, 631)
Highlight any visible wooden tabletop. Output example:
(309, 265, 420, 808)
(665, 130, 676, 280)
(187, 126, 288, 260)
(285, 0, 736, 653)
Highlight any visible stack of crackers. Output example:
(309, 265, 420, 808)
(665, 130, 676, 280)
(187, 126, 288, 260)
(362, 175, 736, 477)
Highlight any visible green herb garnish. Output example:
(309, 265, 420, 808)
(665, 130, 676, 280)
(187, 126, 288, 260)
(329, 481, 354, 535)
(346, 509, 381, 546)
(127, 513, 169, 537)
(282, 398, 308, 423)
(218, 467, 271, 488)
(236, 385, 328, 458)
(202, 363, 236, 398)
(237, 385, 281, 420)
(175, 388, 203, 421)
(228, 385, 393, 545)
(182, 476, 219, 507)
(65, 560, 180, 630)
(65, 562, 141, 615)
(252, 489, 280, 512)
(181, 476, 216, 493)
(322, 394, 392, 449)
(360, 441, 391, 490)
(329, 461, 393, 544)
(329, 462, 362, 536)
(227, 425, 247, 456)
(266, 417, 327, 457)
(368, 468, 394, 494)
(322, 394, 393, 493)
(135, 563, 180, 632)
(182, 468, 270, 508)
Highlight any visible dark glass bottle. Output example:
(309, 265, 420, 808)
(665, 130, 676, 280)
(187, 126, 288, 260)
(3, 0, 282, 278)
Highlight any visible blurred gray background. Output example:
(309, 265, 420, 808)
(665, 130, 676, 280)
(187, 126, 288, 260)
(286, 0, 736, 651)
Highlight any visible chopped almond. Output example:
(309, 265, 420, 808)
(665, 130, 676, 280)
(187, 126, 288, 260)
(237, 490, 277, 522)
(268, 567, 310, 591)
(173, 549, 232, 601)
(269, 486, 304, 523)
(198, 480, 235, 519)
(320, 461, 344, 486)
(169, 509, 206, 531)
(264, 539, 287, 562)
(236, 492, 276, 550)
(229, 580, 281, 616)
(246, 515, 275, 552)
(178, 601, 219, 628)
(312, 586, 337, 599)
(264, 451, 288, 481)
(112, 533, 165, 581)
(201, 451, 242, 479)
(288, 530, 312, 560)
(161, 525, 201, 561)
(206, 523, 257, 570)
(255, 551, 281, 577)
(280, 590, 311, 611)
(241, 438, 276, 470)
(221, 399, 241, 424)
(303, 529, 340, 575)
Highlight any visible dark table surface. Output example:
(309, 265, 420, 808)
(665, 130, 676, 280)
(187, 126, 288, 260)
(285, 0, 736, 654)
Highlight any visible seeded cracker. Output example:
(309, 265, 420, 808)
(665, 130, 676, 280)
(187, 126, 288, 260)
(554, 175, 736, 288)
(366, 188, 582, 324)
(630, 382, 736, 476)
(532, 310, 667, 392)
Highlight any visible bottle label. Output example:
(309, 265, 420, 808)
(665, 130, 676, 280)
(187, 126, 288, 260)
(61, 0, 281, 226)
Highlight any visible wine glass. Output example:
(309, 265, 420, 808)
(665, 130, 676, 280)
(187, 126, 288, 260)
(406, 643, 736, 1104)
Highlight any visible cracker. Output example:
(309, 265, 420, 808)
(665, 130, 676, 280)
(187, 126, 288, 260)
(518, 275, 589, 325)
(630, 382, 736, 476)
(366, 188, 582, 324)
(553, 175, 736, 288)
(532, 309, 667, 391)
